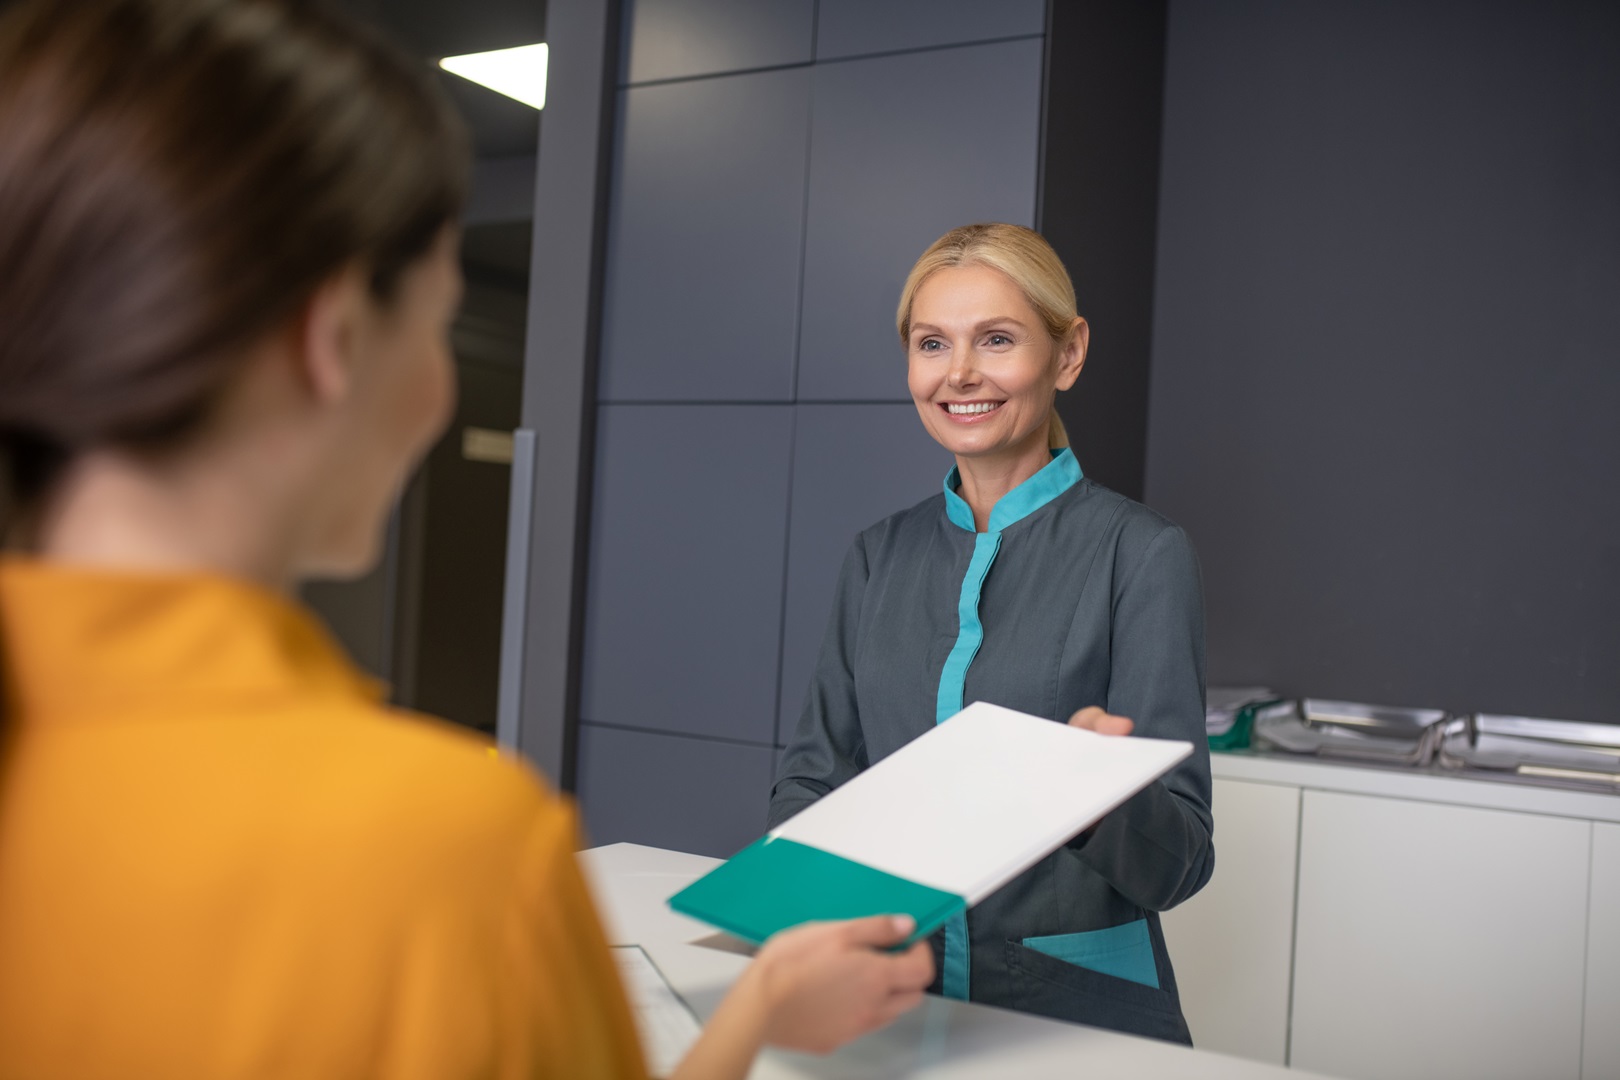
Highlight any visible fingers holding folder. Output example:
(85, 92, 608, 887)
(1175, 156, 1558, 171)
(670, 915, 935, 1078)
(1069, 706, 1135, 736)
(755, 915, 935, 1053)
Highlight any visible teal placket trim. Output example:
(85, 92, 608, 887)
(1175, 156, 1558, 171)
(935, 532, 1002, 725)
(934, 448, 1083, 1000)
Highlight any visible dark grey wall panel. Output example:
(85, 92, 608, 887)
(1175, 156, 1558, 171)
(775, 405, 950, 739)
(620, 0, 814, 85)
(580, 405, 792, 743)
(815, 0, 1045, 61)
(599, 69, 810, 403)
(576, 723, 773, 857)
(797, 39, 1044, 401)
(1146, 0, 1620, 722)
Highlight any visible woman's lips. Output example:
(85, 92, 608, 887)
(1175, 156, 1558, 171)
(938, 401, 1005, 424)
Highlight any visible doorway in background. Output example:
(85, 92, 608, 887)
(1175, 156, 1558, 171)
(305, 219, 530, 734)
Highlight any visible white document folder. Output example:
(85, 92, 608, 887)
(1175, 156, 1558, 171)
(669, 701, 1194, 944)
(773, 701, 1195, 903)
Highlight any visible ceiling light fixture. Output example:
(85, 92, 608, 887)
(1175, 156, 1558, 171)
(439, 42, 549, 110)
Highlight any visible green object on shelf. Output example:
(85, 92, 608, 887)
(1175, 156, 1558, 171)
(1208, 698, 1286, 752)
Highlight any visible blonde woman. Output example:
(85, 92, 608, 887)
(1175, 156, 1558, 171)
(770, 223, 1213, 1044)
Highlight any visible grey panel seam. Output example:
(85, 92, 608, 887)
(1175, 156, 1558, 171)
(620, 32, 1045, 90)
(622, 61, 814, 90)
(815, 31, 1045, 67)
(1284, 787, 1305, 1066)
(790, 23, 816, 402)
(582, 718, 778, 751)
(1578, 822, 1594, 1078)
(1032, 0, 1055, 232)
(772, 409, 801, 746)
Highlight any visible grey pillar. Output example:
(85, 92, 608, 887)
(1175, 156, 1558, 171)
(496, 0, 620, 788)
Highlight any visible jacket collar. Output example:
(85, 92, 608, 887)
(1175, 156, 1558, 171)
(943, 447, 1083, 533)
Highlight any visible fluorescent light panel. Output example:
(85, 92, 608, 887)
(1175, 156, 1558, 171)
(440, 42, 548, 111)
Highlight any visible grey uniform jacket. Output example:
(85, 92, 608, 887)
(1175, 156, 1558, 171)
(769, 451, 1214, 1045)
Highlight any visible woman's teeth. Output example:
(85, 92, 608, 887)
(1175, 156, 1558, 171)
(946, 402, 1001, 415)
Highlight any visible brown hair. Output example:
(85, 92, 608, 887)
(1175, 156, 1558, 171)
(896, 223, 1079, 449)
(0, 0, 469, 526)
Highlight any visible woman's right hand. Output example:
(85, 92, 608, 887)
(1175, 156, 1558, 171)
(753, 915, 935, 1053)
(670, 915, 934, 1080)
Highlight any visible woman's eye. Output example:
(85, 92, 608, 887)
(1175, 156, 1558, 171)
(918, 338, 943, 352)
(987, 333, 1013, 347)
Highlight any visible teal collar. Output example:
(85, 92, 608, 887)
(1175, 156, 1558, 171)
(943, 448, 1082, 533)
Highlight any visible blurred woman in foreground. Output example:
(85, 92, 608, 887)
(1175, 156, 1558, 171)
(0, 1, 930, 1076)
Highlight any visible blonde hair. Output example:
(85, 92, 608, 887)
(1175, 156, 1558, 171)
(896, 223, 1077, 449)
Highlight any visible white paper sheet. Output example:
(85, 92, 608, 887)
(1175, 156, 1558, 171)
(771, 701, 1192, 903)
(611, 945, 702, 1079)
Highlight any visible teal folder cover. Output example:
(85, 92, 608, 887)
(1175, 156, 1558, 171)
(668, 836, 966, 946)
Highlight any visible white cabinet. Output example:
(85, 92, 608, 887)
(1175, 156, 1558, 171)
(1290, 791, 1591, 1080)
(1161, 778, 1300, 1065)
(1587, 822, 1620, 1080)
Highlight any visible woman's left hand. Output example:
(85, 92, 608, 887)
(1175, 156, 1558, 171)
(1068, 706, 1134, 736)
(1067, 707, 1137, 843)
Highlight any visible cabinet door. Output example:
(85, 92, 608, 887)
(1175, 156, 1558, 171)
(1160, 778, 1300, 1065)
(1587, 822, 1620, 1080)
(1291, 791, 1590, 1080)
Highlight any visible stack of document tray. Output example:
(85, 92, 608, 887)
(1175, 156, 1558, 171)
(1252, 698, 1450, 766)
(1440, 714, 1620, 790)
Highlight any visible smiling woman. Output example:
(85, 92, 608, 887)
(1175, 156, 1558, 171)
(771, 222, 1216, 1045)
(902, 225, 1082, 420)
(900, 232, 1086, 529)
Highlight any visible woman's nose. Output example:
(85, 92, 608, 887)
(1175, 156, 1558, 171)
(947, 351, 978, 389)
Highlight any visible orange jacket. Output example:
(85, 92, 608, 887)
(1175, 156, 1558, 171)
(0, 559, 647, 1080)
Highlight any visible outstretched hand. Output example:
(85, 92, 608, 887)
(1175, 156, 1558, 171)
(754, 915, 935, 1054)
(671, 914, 934, 1080)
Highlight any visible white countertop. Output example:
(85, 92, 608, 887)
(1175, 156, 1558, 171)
(579, 841, 1335, 1080)
(1211, 750, 1620, 823)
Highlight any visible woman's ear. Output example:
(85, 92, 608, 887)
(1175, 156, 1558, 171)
(294, 268, 370, 406)
(1054, 316, 1089, 391)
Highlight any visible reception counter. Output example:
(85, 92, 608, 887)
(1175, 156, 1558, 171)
(580, 842, 1336, 1079)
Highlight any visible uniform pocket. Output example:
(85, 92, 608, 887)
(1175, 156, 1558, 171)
(1022, 919, 1159, 988)
(1003, 939, 1192, 1045)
